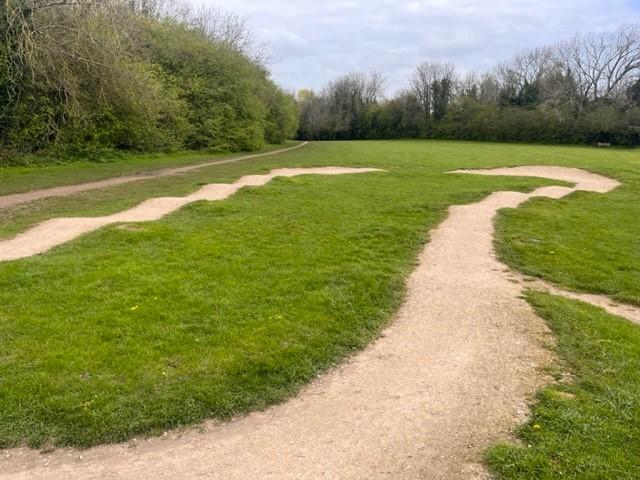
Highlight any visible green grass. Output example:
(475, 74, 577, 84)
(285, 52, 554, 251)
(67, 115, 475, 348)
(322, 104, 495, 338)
(0, 139, 564, 240)
(0, 139, 638, 244)
(0, 140, 639, 451)
(487, 292, 640, 479)
(0, 143, 294, 197)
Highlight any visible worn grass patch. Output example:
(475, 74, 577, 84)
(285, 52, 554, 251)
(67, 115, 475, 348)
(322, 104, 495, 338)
(487, 291, 640, 479)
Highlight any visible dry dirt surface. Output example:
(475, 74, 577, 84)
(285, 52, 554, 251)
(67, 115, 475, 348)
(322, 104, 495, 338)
(0, 166, 628, 480)
(0, 142, 308, 210)
(0, 166, 380, 262)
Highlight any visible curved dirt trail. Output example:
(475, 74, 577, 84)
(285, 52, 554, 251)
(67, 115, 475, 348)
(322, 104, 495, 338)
(455, 166, 640, 325)
(0, 166, 623, 480)
(0, 166, 379, 262)
(0, 142, 308, 210)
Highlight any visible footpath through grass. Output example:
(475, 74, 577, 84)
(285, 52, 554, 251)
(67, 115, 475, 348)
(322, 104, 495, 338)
(0, 140, 638, 451)
(0, 143, 294, 197)
(0, 140, 559, 448)
(487, 292, 640, 479)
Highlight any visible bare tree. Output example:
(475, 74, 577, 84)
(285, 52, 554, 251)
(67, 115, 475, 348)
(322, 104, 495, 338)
(561, 24, 640, 102)
(363, 71, 386, 103)
(499, 47, 555, 87)
(456, 72, 479, 99)
(410, 61, 456, 124)
(477, 73, 500, 104)
(325, 72, 385, 109)
(297, 72, 385, 139)
(195, 9, 264, 62)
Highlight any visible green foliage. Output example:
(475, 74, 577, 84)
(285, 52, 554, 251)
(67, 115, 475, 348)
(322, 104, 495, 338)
(263, 83, 299, 144)
(417, 97, 639, 146)
(431, 78, 453, 120)
(627, 78, 640, 106)
(142, 20, 266, 152)
(0, 1, 296, 163)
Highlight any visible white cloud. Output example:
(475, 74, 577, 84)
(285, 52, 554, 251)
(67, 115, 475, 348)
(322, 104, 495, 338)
(195, 0, 640, 93)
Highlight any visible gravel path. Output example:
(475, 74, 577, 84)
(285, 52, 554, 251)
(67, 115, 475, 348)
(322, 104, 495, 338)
(0, 166, 625, 480)
(512, 277, 640, 325)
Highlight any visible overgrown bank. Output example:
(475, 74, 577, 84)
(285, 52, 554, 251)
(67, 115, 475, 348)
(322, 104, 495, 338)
(0, 0, 298, 165)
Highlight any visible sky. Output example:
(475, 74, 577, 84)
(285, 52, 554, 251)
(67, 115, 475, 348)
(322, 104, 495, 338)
(200, 0, 640, 94)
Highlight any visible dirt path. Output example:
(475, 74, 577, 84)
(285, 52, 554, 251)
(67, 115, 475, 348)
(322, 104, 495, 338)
(0, 142, 308, 210)
(455, 166, 640, 326)
(0, 166, 624, 480)
(0, 166, 380, 262)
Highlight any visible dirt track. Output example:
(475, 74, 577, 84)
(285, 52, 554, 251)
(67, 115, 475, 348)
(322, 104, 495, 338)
(0, 166, 630, 480)
(0, 142, 308, 210)
(0, 166, 379, 262)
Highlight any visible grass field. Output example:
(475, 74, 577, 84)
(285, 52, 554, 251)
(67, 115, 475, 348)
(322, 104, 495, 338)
(0, 143, 294, 197)
(0, 140, 638, 475)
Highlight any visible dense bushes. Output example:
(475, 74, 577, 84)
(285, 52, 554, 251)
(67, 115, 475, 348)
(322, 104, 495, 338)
(299, 84, 640, 148)
(432, 101, 640, 146)
(0, 0, 298, 163)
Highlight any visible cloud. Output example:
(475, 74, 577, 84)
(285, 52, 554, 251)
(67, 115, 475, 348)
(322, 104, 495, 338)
(196, 0, 640, 93)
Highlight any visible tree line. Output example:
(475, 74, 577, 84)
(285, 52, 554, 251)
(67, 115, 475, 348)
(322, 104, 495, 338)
(298, 25, 640, 146)
(0, 0, 299, 163)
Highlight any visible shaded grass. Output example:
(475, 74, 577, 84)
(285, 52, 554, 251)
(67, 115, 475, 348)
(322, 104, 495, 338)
(487, 292, 640, 479)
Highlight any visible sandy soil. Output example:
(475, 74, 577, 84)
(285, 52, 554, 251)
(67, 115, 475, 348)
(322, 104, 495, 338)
(0, 166, 626, 480)
(0, 166, 380, 262)
(0, 142, 308, 210)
